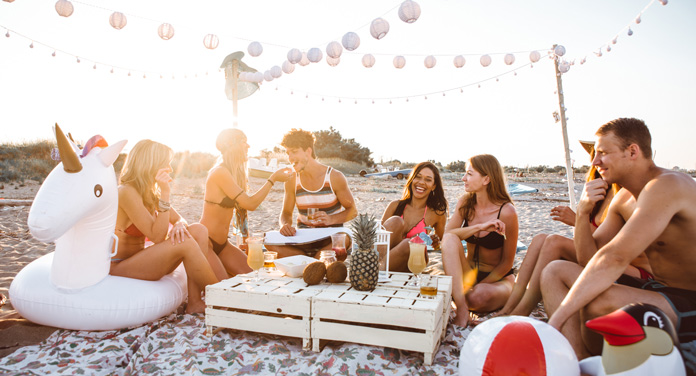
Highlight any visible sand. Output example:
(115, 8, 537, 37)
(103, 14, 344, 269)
(0, 172, 577, 357)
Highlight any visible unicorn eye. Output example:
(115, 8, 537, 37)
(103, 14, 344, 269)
(644, 312, 663, 328)
(94, 184, 103, 197)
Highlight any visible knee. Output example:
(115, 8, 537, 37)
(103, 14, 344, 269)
(540, 260, 570, 288)
(441, 233, 461, 253)
(531, 233, 548, 245)
(186, 223, 208, 242)
(467, 287, 493, 310)
(383, 216, 404, 233)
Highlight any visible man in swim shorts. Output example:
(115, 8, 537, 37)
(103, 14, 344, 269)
(265, 129, 357, 258)
(542, 118, 696, 359)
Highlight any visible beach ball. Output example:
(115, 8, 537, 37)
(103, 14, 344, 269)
(459, 316, 580, 376)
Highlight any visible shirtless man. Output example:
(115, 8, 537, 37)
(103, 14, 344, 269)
(265, 128, 357, 258)
(541, 117, 696, 358)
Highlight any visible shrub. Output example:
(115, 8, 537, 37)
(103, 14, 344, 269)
(447, 160, 467, 172)
(171, 151, 217, 178)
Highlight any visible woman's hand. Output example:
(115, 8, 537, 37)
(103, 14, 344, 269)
(155, 168, 173, 193)
(550, 205, 576, 226)
(169, 221, 191, 244)
(270, 167, 293, 183)
(480, 219, 506, 238)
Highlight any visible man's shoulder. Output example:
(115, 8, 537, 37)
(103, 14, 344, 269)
(647, 169, 696, 195)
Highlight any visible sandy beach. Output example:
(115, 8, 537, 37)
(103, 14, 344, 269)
(0, 171, 577, 359)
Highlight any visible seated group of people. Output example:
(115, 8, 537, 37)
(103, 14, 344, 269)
(110, 119, 696, 362)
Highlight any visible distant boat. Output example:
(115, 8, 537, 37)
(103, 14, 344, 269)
(248, 157, 288, 179)
(361, 168, 412, 179)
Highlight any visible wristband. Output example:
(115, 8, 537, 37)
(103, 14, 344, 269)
(158, 199, 171, 212)
(267, 179, 275, 185)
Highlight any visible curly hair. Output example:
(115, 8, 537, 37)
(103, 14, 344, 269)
(280, 128, 316, 158)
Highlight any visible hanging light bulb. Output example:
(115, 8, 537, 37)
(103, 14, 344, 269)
(606, 45, 612, 52)
(5, 31, 9, 38)
(627, 28, 633, 36)
(110, 68, 114, 73)
(612, 37, 618, 44)
(635, 15, 642, 24)
(659, 0, 668, 5)
(52, 51, 56, 57)
(29, 42, 34, 48)
(92, 64, 96, 69)
(76, 57, 80, 63)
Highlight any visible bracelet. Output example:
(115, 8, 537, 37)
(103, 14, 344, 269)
(266, 179, 275, 186)
(158, 199, 171, 212)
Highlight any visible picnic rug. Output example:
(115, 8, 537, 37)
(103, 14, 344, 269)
(0, 310, 470, 375)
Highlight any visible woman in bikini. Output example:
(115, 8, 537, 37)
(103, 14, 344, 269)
(496, 141, 652, 317)
(200, 128, 292, 277)
(112, 139, 220, 314)
(380, 162, 448, 272)
(441, 154, 519, 327)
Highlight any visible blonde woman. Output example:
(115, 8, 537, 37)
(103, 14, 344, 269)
(200, 129, 292, 276)
(111, 140, 220, 314)
(442, 154, 519, 327)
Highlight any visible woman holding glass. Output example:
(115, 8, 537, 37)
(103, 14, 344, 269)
(111, 140, 220, 314)
(380, 162, 448, 272)
(441, 154, 518, 327)
(200, 129, 292, 277)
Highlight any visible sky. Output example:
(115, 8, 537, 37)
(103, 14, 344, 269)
(1, 0, 695, 170)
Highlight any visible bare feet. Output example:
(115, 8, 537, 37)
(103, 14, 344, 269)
(185, 299, 206, 314)
(453, 306, 470, 327)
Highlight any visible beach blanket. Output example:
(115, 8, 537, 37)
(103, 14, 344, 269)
(0, 310, 470, 375)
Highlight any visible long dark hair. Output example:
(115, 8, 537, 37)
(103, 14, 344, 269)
(458, 154, 513, 221)
(395, 162, 447, 216)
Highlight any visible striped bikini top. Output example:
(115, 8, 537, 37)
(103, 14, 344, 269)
(295, 166, 344, 228)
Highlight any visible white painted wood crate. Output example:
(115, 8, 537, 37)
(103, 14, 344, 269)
(205, 273, 326, 349)
(311, 272, 452, 365)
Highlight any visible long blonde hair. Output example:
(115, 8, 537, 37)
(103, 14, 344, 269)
(119, 140, 173, 212)
(459, 154, 513, 221)
(215, 128, 248, 190)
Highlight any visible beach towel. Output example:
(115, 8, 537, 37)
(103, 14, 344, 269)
(0, 310, 470, 375)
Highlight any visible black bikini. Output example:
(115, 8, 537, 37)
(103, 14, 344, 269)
(462, 203, 513, 283)
(205, 191, 244, 208)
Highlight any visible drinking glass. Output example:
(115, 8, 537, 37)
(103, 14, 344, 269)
(331, 233, 347, 262)
(407, 239, 427, 286)
(246, 233, 265, 282)
(264, 251, 277, 273)
(419, 275, 438, 298)
(307, 208, 317, 223)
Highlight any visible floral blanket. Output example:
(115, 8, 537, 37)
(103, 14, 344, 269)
(0, 311, 470, 375)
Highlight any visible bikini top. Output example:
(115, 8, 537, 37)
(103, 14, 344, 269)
(124, 223, 144, 238)
(462, 203, 507, 249)
(205, 190, 243, 209)
(401, 206, 428, 239)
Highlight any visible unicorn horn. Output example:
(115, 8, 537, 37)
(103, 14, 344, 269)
(54, 123, 82, 173)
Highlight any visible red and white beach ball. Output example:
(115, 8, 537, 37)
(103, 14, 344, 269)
(459, 316, 580, 376)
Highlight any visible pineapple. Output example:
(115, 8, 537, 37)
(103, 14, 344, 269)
(348, 214, 379, 291)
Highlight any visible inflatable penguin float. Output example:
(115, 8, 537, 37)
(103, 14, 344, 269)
(580, 303, 686, 376)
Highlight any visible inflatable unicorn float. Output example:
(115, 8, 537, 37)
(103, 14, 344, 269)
(459, 303, 686, 376)
(9, 125, 187, 331)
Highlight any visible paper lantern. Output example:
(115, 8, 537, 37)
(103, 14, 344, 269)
(659, 0, 668, 5)
(307, 48, 322, 63)
(252, 72, 264, 83)
(203, 34, 219, 50)
(326, 41, 342, 59)
(559, 61, 570, 74)
(109, 12, 127, 30)
(424, 55, 436, 69)
(398, 0, 421, 23)
(270, 65, 282, 78)
(554, 45, 566, 57)
(504, 53, 515, 65)
(362, 54, 375, 68)
(157, 23, 175, 40)
(370, 18, 389, 40)
(480, 54, 492, 67)
(529, 50, 541, 63)
(248, 41, 263, 57)
(282, 60, 295, 74)
(287, 48, 302, 64)
(55, 0, 74, 17)
(327, 56, 340, 67)
(342, 32, 360, 51)
(238, 72, 249, 82)
(453, 55, 466, 68)
(299, 52, 310, 66)
(393, 55, 406, 69)
(264, 70, 273, 82)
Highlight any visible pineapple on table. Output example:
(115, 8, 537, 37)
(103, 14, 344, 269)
(349, 214, 379, 291)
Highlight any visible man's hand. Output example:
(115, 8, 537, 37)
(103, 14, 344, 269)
(280, 223, 296, 236)
(577, 179, 608, 217)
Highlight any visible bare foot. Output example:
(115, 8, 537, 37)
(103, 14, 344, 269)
(453, 307, 470, 327)
(185, 299, 206, 314)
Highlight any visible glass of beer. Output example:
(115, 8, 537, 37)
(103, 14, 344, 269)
(407, 238, 427, 286)
(246, 233, 265, 282)
(264, 251, 277, 272)
(307, 208, 317, 223)
(419, 275, 438, 298)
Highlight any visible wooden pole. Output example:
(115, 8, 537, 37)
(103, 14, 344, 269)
(232, 60, 239, 128)
(553, 46, 577, 209)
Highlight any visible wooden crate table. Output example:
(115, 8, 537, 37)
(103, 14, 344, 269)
(205, 271, 452, 365)
(311, 272, 452, 365)
(205, 272, 325, 350)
